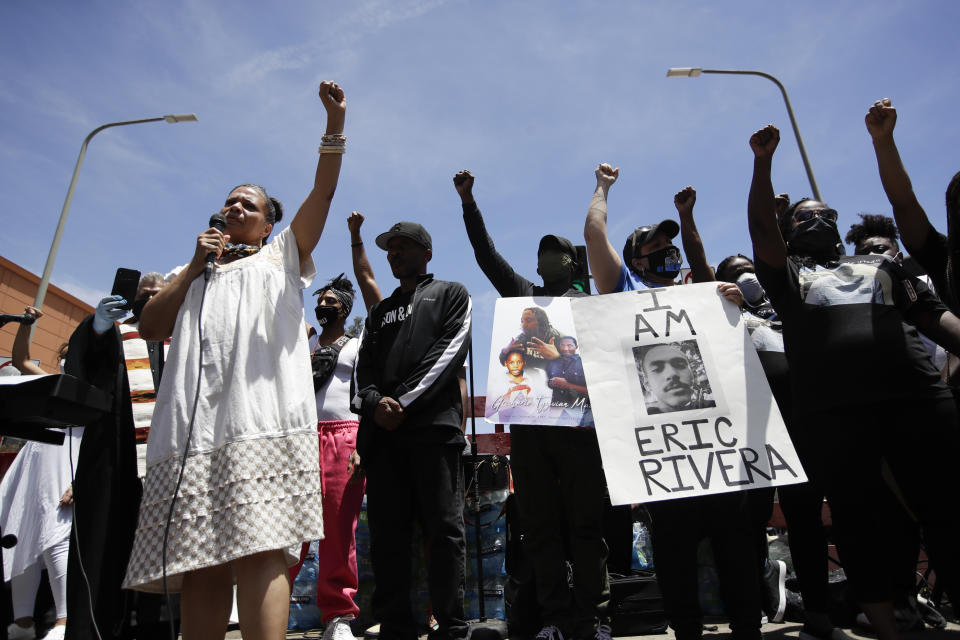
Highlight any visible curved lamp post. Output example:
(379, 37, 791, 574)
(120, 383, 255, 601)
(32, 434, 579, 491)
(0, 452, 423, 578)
(667, 67, 822, 202)
(31, 114, 198, 339)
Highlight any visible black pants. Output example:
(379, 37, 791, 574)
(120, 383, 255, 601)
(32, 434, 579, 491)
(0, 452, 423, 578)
(510, 426, 610, 637)
(365, 440, 467, 640)
(802, 397, 960, 605)
(647, 492, 762, 640)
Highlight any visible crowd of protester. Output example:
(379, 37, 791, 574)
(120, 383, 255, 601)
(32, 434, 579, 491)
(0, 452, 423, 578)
(4, 86, 960, 640)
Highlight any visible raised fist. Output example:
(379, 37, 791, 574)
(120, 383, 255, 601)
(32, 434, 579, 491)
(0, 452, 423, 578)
(749, 125, 780, 159)
(595, 163, 619, 189)
(453, 170, 475, 203)
(348, 211, 365, 236)
(674, 186, 696, 215)
(865, 98, 897, 139)
(318, 81, 346, 121)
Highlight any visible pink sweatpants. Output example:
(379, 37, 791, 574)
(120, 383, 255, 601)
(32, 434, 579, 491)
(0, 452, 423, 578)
(289, 420, 366, 622)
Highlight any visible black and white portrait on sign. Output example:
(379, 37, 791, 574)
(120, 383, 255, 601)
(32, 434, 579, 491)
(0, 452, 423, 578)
(633, 340, 716, 415)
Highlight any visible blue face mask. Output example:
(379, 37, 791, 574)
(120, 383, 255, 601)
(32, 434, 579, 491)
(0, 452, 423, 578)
(643, 245, 682, 275)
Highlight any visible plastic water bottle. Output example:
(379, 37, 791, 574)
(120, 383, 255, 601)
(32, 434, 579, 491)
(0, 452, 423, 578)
(632, 522, 654, 569)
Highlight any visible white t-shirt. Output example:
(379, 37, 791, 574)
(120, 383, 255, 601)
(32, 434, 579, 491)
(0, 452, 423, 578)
(311, 335, 359, 422)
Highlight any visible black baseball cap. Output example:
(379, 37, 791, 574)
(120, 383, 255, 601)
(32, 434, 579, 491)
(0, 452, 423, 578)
(375, 221, 433, 251)
(622, 219, 680, 266)
(538, 234, 577, 260)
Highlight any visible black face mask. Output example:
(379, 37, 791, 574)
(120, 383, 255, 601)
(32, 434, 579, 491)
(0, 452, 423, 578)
(642, 245, 682, 276)
(786, 217, 842, 260)
(131, 297, 149, 320)
(314, 306, 340, 327)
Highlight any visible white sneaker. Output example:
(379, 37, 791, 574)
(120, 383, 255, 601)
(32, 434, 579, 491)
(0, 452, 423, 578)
(535, 625, 566, 640)
(323, 615, 357, 640)
(593, 623, 613, 640)
(7, 622, 36, 640)
(43, 626, 66, 640)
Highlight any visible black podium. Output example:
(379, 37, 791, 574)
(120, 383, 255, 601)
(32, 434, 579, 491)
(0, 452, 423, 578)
(0, 374, 112, 445)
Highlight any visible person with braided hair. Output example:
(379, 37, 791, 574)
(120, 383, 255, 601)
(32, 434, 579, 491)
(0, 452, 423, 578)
(295, 255, 380, 640)
(844, 213, 901, 260)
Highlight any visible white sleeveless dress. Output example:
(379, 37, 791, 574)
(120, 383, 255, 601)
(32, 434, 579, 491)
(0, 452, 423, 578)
(123, 226, 323, 592)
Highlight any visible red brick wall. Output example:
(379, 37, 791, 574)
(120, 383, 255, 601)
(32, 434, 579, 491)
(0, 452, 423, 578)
(0, 256, 94, 373)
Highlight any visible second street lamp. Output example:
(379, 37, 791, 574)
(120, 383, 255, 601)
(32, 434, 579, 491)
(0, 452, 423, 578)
(667, 67, 822, 202)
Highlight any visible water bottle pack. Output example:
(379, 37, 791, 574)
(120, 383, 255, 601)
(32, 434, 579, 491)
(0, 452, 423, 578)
(288, 540, 324, 630)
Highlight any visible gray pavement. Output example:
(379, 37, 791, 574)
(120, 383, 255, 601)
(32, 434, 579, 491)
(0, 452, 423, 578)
(223, 619, 960, 640)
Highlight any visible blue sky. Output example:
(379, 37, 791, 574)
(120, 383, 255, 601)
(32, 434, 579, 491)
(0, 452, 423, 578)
(2, 1, 959, 396)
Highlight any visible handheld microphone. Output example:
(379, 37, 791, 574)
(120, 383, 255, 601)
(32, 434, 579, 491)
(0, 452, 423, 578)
(205, 213, 228, 281)
(0, 314, 37, 328)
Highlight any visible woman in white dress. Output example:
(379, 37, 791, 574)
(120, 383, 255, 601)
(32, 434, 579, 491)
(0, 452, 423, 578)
(1, 307, 77, 640)
(122, 81, 346, 640)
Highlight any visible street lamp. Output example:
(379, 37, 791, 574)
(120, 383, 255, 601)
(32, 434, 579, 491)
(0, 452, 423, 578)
(666, 67, 822, 202)
(30, 114, 198, 339)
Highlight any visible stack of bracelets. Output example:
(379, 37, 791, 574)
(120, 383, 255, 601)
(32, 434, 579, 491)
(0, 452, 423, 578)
(319, 133, 346, 154)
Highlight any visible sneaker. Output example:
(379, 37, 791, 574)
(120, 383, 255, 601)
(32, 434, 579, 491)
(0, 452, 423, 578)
(762, 559, 787, 623)
(535, 625, 566, 640)
(799, 624, 854, 640)
(592, 624, 612, 640)
(7, 623, 36, 640)
(916, 597, 947, 629)
(43, 626, 66, 640)
(323, 615, 357, 640)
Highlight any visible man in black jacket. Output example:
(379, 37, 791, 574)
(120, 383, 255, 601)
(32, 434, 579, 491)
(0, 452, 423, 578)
(455, 171, 609, 640)
(352, 221, 472, 640)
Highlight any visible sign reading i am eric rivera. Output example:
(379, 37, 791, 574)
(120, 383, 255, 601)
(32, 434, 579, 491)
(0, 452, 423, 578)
(570, 283, 805, 505)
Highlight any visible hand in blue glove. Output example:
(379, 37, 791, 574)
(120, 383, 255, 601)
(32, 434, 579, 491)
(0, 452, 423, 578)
(93, 295, 127, 334)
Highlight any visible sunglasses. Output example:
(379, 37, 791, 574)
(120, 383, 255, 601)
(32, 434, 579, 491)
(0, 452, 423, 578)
(793, 208, 838, 223)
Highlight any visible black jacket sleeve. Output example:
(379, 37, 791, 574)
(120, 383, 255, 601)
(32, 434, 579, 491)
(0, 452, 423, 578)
(351, 310, 384, 420)
(463, 201, 534, 297)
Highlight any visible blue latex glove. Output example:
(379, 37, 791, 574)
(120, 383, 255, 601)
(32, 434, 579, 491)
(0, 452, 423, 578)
(93, 295, 127, 334)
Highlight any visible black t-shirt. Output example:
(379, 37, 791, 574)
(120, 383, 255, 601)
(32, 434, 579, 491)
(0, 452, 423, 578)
(742, 310, 792, 420)
(755, 253, 951, 413)
(910, 227, 957, 314)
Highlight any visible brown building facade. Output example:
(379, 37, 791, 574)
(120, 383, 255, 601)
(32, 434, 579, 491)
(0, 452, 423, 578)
(0, 256, 94, 373)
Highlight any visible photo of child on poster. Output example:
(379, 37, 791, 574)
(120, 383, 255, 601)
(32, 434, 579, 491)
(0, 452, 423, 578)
(486, 298, 592, 426)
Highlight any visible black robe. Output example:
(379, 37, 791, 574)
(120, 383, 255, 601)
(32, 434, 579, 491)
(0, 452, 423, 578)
(64, 317, 142, 640)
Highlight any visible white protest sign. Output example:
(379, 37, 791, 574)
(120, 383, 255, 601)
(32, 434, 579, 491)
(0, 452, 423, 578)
(485, 297, 592, 427)
(570, 283, 805, 505)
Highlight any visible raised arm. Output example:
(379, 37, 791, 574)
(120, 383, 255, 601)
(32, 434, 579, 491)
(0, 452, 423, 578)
(348, 211, 382, 310)
(583, 163, 622, 294)
(675, 186, 715, 283)
(290, 81, 348, 268)
(865, 98, 934, 252)
(455, 170, 534, 297)
(11, 307, 46, 375)
(747, 125, 788, 268)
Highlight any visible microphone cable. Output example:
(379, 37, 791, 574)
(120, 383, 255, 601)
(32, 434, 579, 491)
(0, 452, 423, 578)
(161, 214, 224, 640)
(69, 424, 104, 640)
